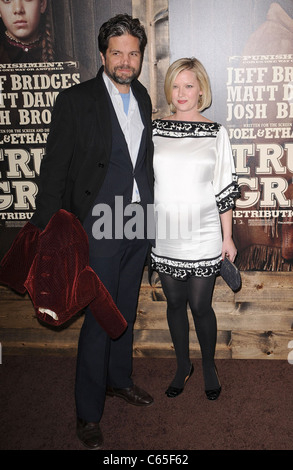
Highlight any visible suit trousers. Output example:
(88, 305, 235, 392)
(75, 236, 149, 422)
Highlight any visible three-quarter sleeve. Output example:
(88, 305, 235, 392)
(213, 125, 239, 213)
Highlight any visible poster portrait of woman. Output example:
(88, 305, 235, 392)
(0, 0, 55, 63)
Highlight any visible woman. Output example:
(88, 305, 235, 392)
(151, 58, 239, 400)
(0, 0, 54, 63)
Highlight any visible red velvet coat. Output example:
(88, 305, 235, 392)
(0, 209, 127, 339)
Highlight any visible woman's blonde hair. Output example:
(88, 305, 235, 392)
(164, 57, 212, 113)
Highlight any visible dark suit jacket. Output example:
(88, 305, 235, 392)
(31, 67, 154, 230)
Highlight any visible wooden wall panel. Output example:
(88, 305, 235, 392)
(1, 270, 292, 360)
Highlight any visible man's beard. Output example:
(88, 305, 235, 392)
(104, 64, 141, 85)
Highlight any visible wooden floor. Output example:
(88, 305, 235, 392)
(0, 269, 293, 359)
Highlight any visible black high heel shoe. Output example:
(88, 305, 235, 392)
(205, 386, 221, 401)
(205, 366, 221, 401)
(165, 364, 194, 398)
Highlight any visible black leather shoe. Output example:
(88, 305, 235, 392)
(205, 386, 221, 400)
(165, 363, 194, 398)
(76, 418, 103, 449)
(106, 384, 154, 406)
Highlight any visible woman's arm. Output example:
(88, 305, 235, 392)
(220, 209, 237, 262)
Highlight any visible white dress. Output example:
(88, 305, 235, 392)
(151, 119, 239, 279)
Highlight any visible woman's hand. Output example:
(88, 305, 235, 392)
(222, 237, 237, 262)
(220, 209, 237, 262)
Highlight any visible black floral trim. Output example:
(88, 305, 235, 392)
(216, 174, 240, 213)
(152, 119, 221, 138)
(150, 252, 222, 280)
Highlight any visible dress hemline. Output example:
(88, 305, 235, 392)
(150, 252, 222, 280)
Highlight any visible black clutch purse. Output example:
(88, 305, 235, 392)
(220, 257, 241, 291)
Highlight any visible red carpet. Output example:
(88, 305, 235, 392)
(0, 356, 292, 453)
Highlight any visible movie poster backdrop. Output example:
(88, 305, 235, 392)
(0, 0, 130, 259)
(169, 0, 293, 272)
(1, 0, 293, 273)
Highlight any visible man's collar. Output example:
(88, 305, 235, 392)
(102, 71, 120, 95)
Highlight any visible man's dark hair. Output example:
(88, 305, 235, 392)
(98, 14, 147, 57)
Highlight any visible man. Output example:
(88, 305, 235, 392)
(31, 14, 154, 449)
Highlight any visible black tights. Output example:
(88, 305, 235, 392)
(159, 273, 219, 391)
